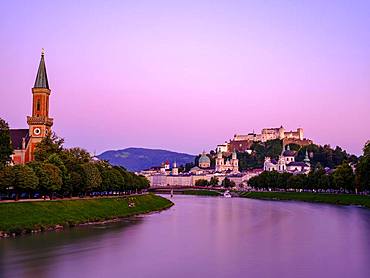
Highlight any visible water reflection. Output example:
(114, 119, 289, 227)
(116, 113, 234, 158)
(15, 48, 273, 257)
(0, 218, 143, 278)
(1, 196, 369, 278)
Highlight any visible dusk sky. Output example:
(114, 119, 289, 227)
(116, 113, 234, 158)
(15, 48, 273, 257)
(1, 0, 369, 155)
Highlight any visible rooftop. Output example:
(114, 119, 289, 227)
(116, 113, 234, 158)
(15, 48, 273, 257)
(9, 129, 29, 150)
(34, 49, 49, 89)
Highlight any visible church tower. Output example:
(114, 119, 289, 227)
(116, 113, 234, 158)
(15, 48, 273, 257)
(26, 49, 53, 162)
(231, 150, 239, 172)
(215, 150, 224, 172)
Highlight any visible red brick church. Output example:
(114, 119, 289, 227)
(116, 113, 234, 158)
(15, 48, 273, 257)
(10, 50, 54, 164)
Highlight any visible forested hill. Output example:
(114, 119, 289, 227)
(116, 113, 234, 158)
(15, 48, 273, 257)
(97, 148, 196, 172)
(229, 139, 358, 171)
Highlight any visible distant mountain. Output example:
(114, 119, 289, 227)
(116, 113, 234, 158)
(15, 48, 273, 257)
(97, 147, 196, 172)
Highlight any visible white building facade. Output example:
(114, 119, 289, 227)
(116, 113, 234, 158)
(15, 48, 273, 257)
(263, 146, 311, 174)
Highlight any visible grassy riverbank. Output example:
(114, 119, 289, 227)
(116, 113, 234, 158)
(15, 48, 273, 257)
(239, 192, 370, 208)
(183, 189, 222, 196)
(0, 194, 173, 236)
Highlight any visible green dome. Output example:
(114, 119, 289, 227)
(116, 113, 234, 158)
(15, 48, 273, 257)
(199, 152, 210, 164)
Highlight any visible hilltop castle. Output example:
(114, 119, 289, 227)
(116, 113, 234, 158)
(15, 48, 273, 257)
(9, 50, 53, 164)
(217, 126, 312, 153)
(233, 126, 303, 142)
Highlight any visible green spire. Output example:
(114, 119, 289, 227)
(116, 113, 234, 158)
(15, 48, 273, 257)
(34, 49, 49, 89)
(304, 150, 310, 163)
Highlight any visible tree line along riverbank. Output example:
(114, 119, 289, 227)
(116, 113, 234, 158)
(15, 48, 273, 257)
(0, 194, 173, 237)
(171, 188, 369, 208)
(239, 191, 370, 208)
(0, 132, 151, 201)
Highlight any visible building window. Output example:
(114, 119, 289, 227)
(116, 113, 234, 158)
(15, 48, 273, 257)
(36, 100, 41, 111)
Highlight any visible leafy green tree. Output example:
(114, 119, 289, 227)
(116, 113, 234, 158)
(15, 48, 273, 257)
(306, 165, 326, 191)
(355, 141, 370, 192)
(238, 152, 260, 170)
(277, 172, 292, 190)
(46, 153, 70, 193)
(79, 163, 102, 193)
(287, 174, 306, 190)
(136, 175, 150, 191)
(69, 171, 83, 195)
(101, 168, 125, 191)
(28, 161, 50, 193)
(333, 162, 355, 192)
(46, 154, 66, 172)
(209, 177, 219, 187)
(265, 139, 283, 158)
(61, 147, 92, 171)
(355, 158, 369, 191)
(195, 179, 209, 186)
(363, 141, 370, 156)
(222, 177, 236, 188)
(296, 144, 357, 169)
(114, 166, 148, 193)
(184, 162, 195, 172)
(42, 163, 63, 197)
(318, 173, 333, 190)
(247, 174, 261, 189)
(0, 118, 13, 169)
(238, 140, 283, 170)
(34, 133, 64, 162)
(248, 171, 271, 190)
(13, 165, 39, 200)
(122, 170, 135, 192)
(265, 171, 280, 189)
(0, 166, 15, 192)
(287, 143, 301, 151)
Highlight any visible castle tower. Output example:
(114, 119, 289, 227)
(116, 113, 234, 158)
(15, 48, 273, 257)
(278, 125, 285, 139)
(297, 128, 304, 140)
(26, 49, 54, 162)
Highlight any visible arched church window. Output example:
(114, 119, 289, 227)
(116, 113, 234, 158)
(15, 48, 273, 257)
(36, 100, 41, 111)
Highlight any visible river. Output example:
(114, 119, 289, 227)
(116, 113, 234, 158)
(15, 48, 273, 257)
(1, 195, 369, 278)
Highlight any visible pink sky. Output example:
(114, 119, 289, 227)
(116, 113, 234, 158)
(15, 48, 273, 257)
(1, 0, 369, 155)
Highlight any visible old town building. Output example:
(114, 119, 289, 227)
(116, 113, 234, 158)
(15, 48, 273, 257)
(142, 150, 246, 187)
(215, 150, 239, 173)
(263, 146, 311, 174)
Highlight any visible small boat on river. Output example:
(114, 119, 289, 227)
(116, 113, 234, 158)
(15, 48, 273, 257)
(223, 190, 232, 198)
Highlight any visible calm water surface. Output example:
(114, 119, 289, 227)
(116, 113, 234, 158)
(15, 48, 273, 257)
(1, 195, 369, 278)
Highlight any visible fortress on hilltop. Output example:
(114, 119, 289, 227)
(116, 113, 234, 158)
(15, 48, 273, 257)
(217, 126, 313, 153)
(233, 126, 303, 142)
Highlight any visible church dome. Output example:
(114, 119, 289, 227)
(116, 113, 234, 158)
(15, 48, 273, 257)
(199, 151, 211, 165)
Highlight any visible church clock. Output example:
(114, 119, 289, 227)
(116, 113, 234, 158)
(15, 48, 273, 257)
(33, 128, 41, 135)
